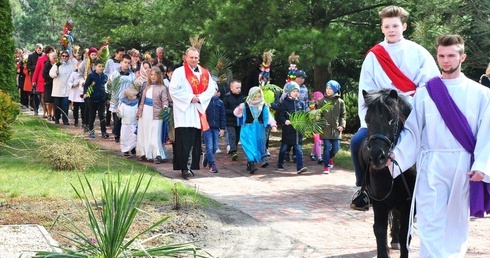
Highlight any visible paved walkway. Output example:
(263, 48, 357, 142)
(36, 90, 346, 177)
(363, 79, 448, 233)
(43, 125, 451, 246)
(85, 129, 490, 258)
(24, 108, 490, 257)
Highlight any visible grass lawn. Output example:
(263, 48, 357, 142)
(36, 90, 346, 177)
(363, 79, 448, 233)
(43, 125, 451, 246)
(0, 113, 210, 204)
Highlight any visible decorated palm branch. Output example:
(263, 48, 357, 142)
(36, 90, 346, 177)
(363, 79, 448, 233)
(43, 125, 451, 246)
(98, 38, 111, 66)
(159, 106, 173, 123)
(86, 81, 95, 97)
(288, 101, 332, 138)
(189, 35, 205, 51)
(106, 76, 121, 96)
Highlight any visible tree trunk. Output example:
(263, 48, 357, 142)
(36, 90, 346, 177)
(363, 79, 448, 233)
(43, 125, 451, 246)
(313, 63, 331, 92)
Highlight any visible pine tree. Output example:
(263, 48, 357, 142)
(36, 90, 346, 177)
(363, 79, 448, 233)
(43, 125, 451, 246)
(0, 0, 16, 96)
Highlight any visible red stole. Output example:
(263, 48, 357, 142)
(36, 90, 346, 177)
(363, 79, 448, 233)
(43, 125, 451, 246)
(369, 44, 416, 94)
(184, 63, 210, 131)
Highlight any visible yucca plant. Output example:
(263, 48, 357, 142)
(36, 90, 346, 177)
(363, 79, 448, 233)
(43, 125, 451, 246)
(288, 101, 332, 138)
(34, 173, 205, 257)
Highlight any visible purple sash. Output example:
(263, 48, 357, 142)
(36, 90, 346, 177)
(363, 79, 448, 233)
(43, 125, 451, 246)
(426, 76, 490, 218)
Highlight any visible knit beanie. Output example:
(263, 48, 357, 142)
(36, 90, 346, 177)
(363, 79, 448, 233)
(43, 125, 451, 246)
(312, 91, 323, 100)
(286, 81, 300, 94)
(326, 80, 341, 94)
(88, 47, 98, 55)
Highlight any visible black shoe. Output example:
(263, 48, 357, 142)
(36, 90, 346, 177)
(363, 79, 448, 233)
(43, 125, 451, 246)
(247, 162, 258, 174)
(63, 122, 70, 125)
(138, 155, 147, 161)
(284, 151, 290, 162)
(350, 190, 370, 211)
(182, 169, 194, 179)
(123, 152, 132, 158)
(115, 136, 120, 143)
(74, 122, 79, 127)
(154, 156, 162, 164)
(261, 161, 269, 168)
(55, 120, 60, 124)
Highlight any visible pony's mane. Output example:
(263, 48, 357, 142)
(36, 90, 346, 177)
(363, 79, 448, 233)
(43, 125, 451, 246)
(364, 89, 411, 122)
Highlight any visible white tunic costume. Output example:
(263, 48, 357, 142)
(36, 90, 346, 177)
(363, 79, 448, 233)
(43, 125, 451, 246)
(136, 87, 166, 159)
(117, 99, 138, 153)
(169, 65, 216, 129)
(392, 75, 490, 257)
(358, 38, 440, 128)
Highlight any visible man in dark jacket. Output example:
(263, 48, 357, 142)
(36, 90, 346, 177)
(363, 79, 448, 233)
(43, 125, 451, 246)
(27, 44, 43, 75)
(223, 79, 244, 160)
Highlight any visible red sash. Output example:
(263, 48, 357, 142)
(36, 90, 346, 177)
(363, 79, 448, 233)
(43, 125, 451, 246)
(184, 63, 210, 131)
(369, 44, 416, 94)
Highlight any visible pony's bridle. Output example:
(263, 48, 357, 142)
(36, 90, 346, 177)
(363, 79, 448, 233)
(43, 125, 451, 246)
(364, 117, 411, 202)
(366, 117, 400, 153)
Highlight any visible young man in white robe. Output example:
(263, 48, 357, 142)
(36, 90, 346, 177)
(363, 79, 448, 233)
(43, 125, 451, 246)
(169, 47, 216, 179)
(387, 34, 490, 258)
(350, 5, 440, 210)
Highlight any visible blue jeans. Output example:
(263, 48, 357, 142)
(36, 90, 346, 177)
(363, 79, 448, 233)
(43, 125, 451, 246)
(350, 127, 367, 186)
(202, 129, 219, 165)
(322, 139, 340, 166)
(277, 143, 304, 170)
(54, 96, 70, 124)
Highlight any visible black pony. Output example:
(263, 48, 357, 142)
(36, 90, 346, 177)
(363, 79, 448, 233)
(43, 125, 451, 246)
(359, 89, 416, 258)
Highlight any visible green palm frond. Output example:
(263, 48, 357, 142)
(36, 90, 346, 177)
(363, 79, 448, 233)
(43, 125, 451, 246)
(205, 50, 233, 83)
(86, 82, 95, 97)
(288, 101, 332, 138)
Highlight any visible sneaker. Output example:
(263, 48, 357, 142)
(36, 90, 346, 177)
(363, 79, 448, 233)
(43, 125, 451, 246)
(350, 190, 370, 211)
(266, 149, 271, 157)
(215, 148, 222, 154)
(231, 153, 238, 161)
(277, 165, 285, 171)
(297, 167, 308, 174)
(101, 132, 109, 139)
(328, 158, 334, 168)
(261, 161, 269, 168)
(115, 136, 120, 143)
(89, 132, 95, 138)
(226, 145, 231, 154)
(154, 156, 163, 164)
(318, 159, 324, 165)
(123, 152, 132, 158)
(202, 155, 208, 168)
(209, 164, 218, 173)
(310, 154, 316, 161)
(323, 167, 330, 174)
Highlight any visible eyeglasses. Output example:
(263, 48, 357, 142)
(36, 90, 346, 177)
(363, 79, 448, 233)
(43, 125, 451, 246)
(61, 55, 69, 57)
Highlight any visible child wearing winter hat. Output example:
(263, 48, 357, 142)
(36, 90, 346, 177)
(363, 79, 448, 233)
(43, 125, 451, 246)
(276, 81, 308, 174)
(316, 80, 346, 174)
(309, 91, 324, 163)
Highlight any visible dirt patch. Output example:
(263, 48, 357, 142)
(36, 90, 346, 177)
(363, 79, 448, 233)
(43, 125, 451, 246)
(0, 192, 302, 257)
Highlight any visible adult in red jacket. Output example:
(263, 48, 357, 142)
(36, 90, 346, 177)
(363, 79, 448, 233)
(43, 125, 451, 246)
(31, 45, 54, 117)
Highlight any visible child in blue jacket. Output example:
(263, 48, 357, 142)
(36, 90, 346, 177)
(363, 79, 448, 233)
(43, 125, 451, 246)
(83, 59, 109, 138)
(202, 88, 226, 173)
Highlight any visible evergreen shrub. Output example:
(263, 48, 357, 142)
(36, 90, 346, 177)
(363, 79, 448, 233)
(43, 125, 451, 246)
(0, 90, 19, 143)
